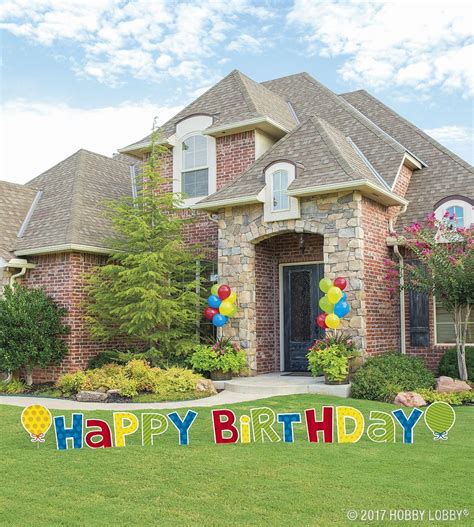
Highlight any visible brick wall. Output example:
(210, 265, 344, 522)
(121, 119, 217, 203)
(392, 164, 413, 198)
(255, 233, 324, 373)
(361, 197, 400, 355)
(23, 252, 131, 382)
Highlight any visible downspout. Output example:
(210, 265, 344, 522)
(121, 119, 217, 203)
(389, 205, 408, 354)
(9, 266, 27, 287)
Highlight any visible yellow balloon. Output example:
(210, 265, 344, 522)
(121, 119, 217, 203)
(21, 404, 52, 439)
(219, 300, 236, 316)
(325, 313, 340, 329)
(327, 286, 342, 305)
(227, 291, 237, 304)
(319, 277, 333, 293)
(211, 284, 220, 296)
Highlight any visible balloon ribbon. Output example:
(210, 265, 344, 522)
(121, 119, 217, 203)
(433, 432, 448, 441)
(30, 433, 45, 443)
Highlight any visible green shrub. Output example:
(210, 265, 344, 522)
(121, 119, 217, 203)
(55, 371, 87, 396)
(417, 388, 474, 405)
(55, 360, 209, 400)
(307, 335, 361, 381)
(0, 379, 26, 394)
(151, 368, 203, 397)
(0, 284, 69, 384)
(190, 338, 247, 374)
(351, 353, 435, 401)
(438, 347, 474, 381)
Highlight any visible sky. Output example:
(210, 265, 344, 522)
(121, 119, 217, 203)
(0, 0, 473, 184)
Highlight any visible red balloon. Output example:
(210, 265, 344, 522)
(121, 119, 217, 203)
(204, 307, 219, 320)
(316, 313, 328, 329)
(218, 284, 231, 300)
(334, 277, 347, 291)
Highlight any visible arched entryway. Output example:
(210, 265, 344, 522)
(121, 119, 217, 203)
(254, 232, 325, 373)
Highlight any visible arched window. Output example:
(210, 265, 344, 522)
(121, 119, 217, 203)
(446, 205, 464, 227)
(434, 197, 472, 228)
(272, 169, 289, 211)
(181, 134, 209, 198)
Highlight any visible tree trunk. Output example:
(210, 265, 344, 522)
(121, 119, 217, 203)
(25, 365, 33, 386)
(455, 305, 469, 382)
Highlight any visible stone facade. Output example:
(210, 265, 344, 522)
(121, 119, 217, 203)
(217, 191, 367, 372)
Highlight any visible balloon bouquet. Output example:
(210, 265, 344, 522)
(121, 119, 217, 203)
(204, 284, 238, 328)
(316, 276, 350, 330)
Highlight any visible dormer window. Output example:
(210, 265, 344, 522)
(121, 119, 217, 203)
(272, 170, 289, 211)
(172, 114, 216, 207)
(182, 135, 209, 198)
(263, 161, 300, 222)
(434, 197, 473, 228)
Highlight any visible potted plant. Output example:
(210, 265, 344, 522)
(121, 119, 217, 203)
(307, 335, 362, 385)
(190, 337, 247, 380)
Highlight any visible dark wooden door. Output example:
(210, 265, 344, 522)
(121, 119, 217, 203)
(283, 264, 323, 372)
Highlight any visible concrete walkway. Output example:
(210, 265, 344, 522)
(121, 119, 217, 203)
(0, 373, 350, 411)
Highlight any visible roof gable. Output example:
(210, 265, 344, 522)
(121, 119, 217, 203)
(0, 181, 37, 261)
(197, 116, 387, 205)
(14, 149, 133, 254)
(340, 89, 474, 227)
(119, 70, 296, 154)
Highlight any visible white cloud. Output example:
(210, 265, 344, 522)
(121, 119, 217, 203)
(0, 0, 271, 86)
(0, 99, 183, 184)
(227, 34, 265, 53)
(424, 125, 474, 163)
(287, 1, 474, 97)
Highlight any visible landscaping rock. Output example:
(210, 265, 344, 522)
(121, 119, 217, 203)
(195, 379, 217, 395)
(106, 389, 121, 401)
(394, 392, 427, 407)
(76, 390, 108, 402)
(436, 376, 472, 393)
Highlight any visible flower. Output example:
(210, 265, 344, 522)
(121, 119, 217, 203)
(405, 222, 422, 234)
(426, 212, 436, 226)
(421, 248, 432, 257)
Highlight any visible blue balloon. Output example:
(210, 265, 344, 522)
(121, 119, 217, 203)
(208, 295, 221, 309)
(212, 314, 228, 327)
(341, 292, 347, 302)
(334, 300, 350, 318)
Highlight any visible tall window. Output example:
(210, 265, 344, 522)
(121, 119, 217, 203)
(435, 301, 474, 344)
(181, 135, 208, 198)
(446, 205, 464, 227)
(272, 169, 289, 211)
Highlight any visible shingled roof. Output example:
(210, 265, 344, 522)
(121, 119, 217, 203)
(0, 181, 37, 261)
(119, 70, 297, 154)
(340, 89, 474, 228)
(197, 116, 391, 205)
(261, 73, 411, 188)
(14, 150, 133, 255)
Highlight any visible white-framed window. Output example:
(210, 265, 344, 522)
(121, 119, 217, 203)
(181, 134, 209, 199)
(263, 161, 300, 222)
(435, 198, 473, 228)
(271, 169, 289, 211)
(172, 114, 216, 207)
(434, 299, 474, 345)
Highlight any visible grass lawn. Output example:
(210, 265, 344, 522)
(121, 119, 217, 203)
(1, 394, 473, 526)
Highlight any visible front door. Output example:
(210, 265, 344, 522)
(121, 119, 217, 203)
(282, 264, 323, 372)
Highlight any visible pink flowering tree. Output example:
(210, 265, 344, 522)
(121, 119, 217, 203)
(386, 212, 473, 380)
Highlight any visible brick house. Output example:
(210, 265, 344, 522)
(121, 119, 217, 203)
(1, 70, 473, 381)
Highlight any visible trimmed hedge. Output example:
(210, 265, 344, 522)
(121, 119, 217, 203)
(438, 347, 474, 381)
(351, 353, 435, 402)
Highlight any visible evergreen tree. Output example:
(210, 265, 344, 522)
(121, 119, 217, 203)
(86, 127, 205, 366)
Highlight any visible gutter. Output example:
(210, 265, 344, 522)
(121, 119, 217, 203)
(15, 243, 112, 257)
(388, 204, 408, 355)
(4, 258, 36, 287)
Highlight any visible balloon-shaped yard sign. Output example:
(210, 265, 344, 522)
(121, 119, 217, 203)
(316, 276, 350, 330)
(204, 284, 238, 327)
